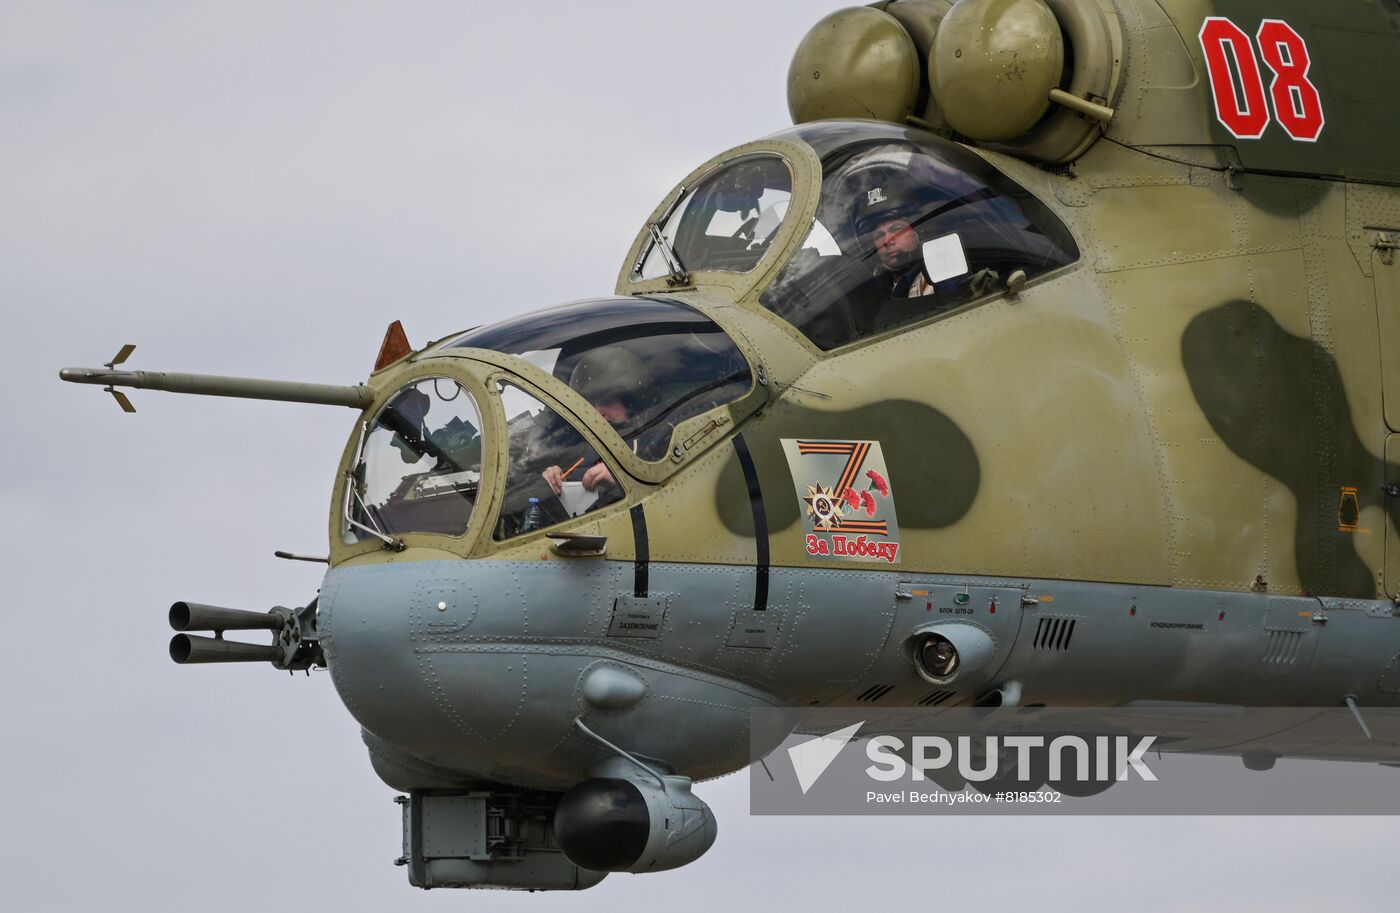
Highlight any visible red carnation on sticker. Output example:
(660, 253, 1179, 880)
(861, 490, 878, 516)
(841, 488, 861, 510)
(866, 469, 889, 497)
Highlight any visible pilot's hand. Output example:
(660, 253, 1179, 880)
(541, 465, 564, 495)
(582, 462, 614, 491)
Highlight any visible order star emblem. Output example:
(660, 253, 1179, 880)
(803, 483, 845, 531)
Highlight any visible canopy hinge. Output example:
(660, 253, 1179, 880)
(1372, 231, 1398, 265)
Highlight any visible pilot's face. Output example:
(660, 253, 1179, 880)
(593, 398, 629, 423)
(872, 218, 919, 269)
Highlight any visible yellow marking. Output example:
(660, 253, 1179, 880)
(1039, 595, 1055, 603)
(910, 588, 929, 597)
(1338, 486, 1362, 532)
(1297, 611, 1313, 618)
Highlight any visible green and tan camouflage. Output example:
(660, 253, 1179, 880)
(60, 0, 1400, 891)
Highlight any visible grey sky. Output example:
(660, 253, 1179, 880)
(3, 2, 1394, 910)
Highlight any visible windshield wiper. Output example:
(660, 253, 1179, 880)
(342, 420, 404, 551)
(344, 477, 403, 551)
(647, 222, 691, 287)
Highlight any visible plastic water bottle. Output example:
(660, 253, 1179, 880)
(521, 497, 544, 533)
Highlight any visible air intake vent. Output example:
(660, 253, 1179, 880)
(1263, 629, 1302, 665)
(917, 690, 956, 707)
(855, 684, 894, 703)
(1032, 617, 1077, 651)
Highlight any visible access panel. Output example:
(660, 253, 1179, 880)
(1376, 242, 1400, 432)
(1387, 434, 1400, 598)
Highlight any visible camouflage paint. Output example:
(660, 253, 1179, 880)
(1183, 300, 1394, 598)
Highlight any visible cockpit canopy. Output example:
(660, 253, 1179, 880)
(636, 154, 794, 280)
(441, 297, 753, 462)
(345, 298, 755, 549)
(348, 376, 483, 543)
(342, 124, 1080, 554)
(759, 122, 1079, 349)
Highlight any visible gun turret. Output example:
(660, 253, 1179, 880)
(167, 600, 323, 670)
(59, 345, 374, 412)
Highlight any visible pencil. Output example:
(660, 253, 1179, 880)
(560, 456, 585, 480)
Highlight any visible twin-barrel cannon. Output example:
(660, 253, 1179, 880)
(167, 600, 323, 671)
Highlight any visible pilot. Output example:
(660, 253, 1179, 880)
(541, 346, 658, 495)
(852, 188, 938, 299)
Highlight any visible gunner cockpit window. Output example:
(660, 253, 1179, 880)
(636, 154, 793, 279)
(442, 298, 752, 462)
(347, 377, 482, 541)
(760, 122, 1079, 350)
(495, 383, 623, 540)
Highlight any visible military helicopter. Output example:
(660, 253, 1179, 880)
(60, 0, 1400, 892)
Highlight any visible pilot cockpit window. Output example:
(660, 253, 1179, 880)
(347, 377, 482, 541)
(636, 154, 793, 279)
(441, 297, 753, 462)
(760, 123, 1079, 350)
(495, 383, 623, 540)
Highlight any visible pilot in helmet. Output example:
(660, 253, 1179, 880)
(541, 346, 655, 494)
(848, 166, 938, 300)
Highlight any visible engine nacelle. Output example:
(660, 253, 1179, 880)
(554, 776, 717, 874)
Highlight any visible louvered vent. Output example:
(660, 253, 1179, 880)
(1263, 629, 1302, 665)
(855, 684, 894, 703)
(917, 690, 956, 707)
(1032, 616, 1077, 651)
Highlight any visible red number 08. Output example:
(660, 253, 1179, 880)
(1198, 17, 1325, 143)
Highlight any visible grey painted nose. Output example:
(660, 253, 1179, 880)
(318, 558, 786, 790)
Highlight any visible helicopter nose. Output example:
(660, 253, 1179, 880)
(316, 556, 786, 789)
(316, 557, 628, 784)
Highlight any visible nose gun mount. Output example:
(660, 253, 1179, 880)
(168, 600, 323, 672)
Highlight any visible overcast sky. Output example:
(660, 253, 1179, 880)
(3, 2, 1395, 910)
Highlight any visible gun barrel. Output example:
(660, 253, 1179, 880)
(169, 633, 283, 665)
(169, 601, 286, 633)
(59, 367, 374, 409)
